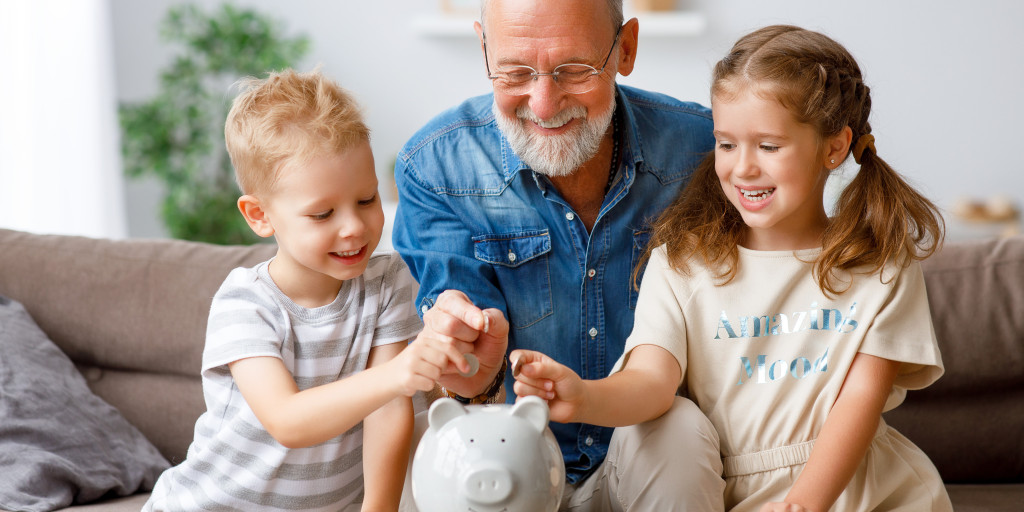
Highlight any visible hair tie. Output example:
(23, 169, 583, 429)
(852, 134, 876, 164)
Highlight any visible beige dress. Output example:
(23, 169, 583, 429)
(615, 246, 953, 511)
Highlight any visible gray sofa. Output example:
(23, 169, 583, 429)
(0, 227, 1020, 511)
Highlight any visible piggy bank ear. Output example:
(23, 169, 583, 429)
(510, 395, 550, 433)
(427, 397, 468, 431)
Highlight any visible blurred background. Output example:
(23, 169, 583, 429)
(2, 0, 1021, 245)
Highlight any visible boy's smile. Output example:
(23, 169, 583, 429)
(330, 246, 367, 264)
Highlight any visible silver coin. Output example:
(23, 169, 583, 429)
(459, 353, 479, 377)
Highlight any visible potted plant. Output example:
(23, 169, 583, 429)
(120, 4, 309, 244)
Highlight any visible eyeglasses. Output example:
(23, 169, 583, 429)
(483, 25, 623, 96)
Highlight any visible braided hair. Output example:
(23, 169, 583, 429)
(641, 25, 943, 296)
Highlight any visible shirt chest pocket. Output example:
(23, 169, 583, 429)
(473, 230, 553, 329)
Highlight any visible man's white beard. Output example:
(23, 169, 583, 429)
(493, 98, 616, 178)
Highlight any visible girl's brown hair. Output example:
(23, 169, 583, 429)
(642, 25, 943, 296)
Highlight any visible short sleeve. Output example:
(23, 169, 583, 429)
(610, 246, 688, 385)
(201, 267, 287, 373)
(372, 252, 424, 347)
(858, 261, 944, 409)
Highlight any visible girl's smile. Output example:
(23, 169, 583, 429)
(736, 186, 777, 210)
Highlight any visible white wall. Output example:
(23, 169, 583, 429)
(1, 0, 126, 238)
(112, 0, 1024, 238)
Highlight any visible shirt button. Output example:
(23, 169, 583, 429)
(421, 305, 429, 314)
(588, 327, 598, 338)
(587, 268, 596, 278)
(565, 212, 575, 221)
(508, 251, 517, 262)
(585, 436, 594, 446)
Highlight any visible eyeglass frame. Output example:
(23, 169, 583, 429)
(482, 24, 624, 95)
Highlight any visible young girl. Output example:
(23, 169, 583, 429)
(512, 25, 953, 511)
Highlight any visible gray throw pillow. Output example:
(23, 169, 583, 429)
(0, 295, 169, 511)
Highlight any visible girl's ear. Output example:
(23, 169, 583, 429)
(826, 126, 854, 169)
(238, 195, 275, 238)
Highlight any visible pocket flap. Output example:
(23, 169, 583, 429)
(473, 230, 551, 268)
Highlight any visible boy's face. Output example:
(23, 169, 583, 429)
(251, 140, 384, 305)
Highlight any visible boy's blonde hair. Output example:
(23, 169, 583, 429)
(225, 68, 369, 195)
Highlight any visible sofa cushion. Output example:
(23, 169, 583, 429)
(884, 235, 1024, 483)
(0, 229, 277, 464)
(946, 483, 1024, 512)
(0, 229, 276, 378)
(0, 296, 169, 512)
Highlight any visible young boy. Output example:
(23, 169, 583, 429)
(143, 68, 469, 512)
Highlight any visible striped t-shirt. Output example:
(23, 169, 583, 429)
(144, 252, 422, 512)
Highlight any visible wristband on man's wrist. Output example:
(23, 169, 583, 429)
(443, 356, 507, 405)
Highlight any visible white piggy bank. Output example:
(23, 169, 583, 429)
(411, 396, 566, 512)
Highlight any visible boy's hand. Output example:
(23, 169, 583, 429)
(388, 334, 469, 397)
(510, 349, 585, 423)
(423, 290, 509, 397)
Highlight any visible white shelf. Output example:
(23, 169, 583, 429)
(410, 14, 478, 38)
(411, 11, 706, 38)
(634, 11, 707, 38)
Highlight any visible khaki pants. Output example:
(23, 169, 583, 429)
(401, 397, 725, 512)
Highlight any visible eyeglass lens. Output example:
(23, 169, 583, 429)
(485, 25, 623, 96)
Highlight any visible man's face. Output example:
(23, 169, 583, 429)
(478, 0, 625, 177)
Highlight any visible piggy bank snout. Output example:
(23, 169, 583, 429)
(462, 462, 513, 505)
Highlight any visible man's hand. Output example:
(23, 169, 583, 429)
(423, 290, 509, 397)
(510, 349, 586, 423)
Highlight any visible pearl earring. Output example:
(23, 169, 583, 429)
(830, 159, 836, 164)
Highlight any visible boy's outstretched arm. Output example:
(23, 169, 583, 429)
(228, 334, 469, 449)
(362, 342, 414, 512)
(761, 353, 900, 512)
(511, 344, 680, 427)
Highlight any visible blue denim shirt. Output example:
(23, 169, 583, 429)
(393, 85, 712, 483)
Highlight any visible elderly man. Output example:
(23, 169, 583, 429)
(393, 0, 723, 509)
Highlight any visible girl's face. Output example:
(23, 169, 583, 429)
(256, 141, 384, 307)
(712, 89, 833, 251)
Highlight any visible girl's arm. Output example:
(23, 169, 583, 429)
(361, 342, 414, 512)
(762, 352, 900, 512)
(229, 334, 466, 449)
(511, 344, 680, 426)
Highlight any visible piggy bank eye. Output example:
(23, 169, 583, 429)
(501, 438, 506, 443)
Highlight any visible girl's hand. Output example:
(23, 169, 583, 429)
(388, 334, 469, 397)
(510, 349, 586, 423)
(759, 502, 812, 512)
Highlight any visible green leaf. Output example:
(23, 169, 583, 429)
(119, 2, 310, 244)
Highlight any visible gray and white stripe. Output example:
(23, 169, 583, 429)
(144, 252, 421, 511)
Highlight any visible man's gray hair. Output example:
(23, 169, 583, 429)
(480, 0, 623, 34)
